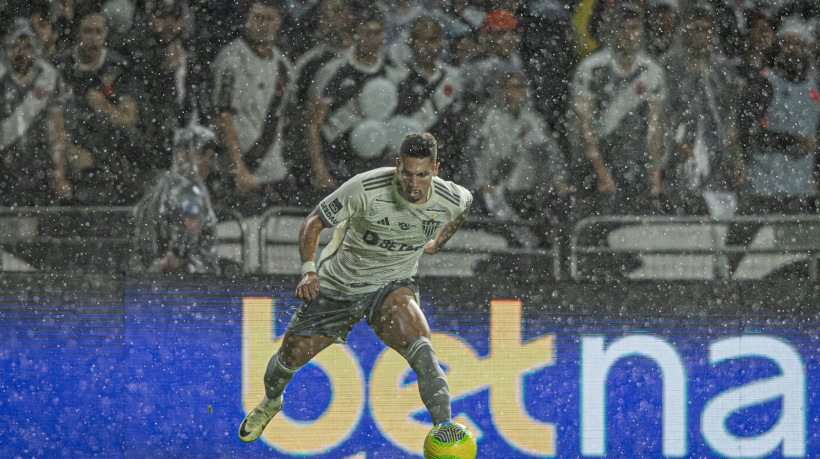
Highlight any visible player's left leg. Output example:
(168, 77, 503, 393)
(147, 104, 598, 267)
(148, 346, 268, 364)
(371, 287, 451, 425)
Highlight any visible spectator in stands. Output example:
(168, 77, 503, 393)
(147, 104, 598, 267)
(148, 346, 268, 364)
(426, 0, 486, 65)
(644, 0, 678, 61)
(211, 0, 295, 215)
(393, 16, 465, 182)
(662, 5, 741, 214)
(568, 3, 666, 208)
(28, 0, 60, 59)
(518, 0, 575, 127)
(304, 6, 398, 189)
(0, 21, 69, 206)
(733, 10, 776, 90)
(288, 0, 353, 202)
(567, 3, 666, 277)
(737, 17, 820, 210)
(134, 124, 219, 274)
(469, 71, 570, 247)
(662, 5, 741, 278)
(52, 3, 141, 205)
(713, 0, 758, 59)
(727, 16, 820, 277)
(460, 9, 523, 116)
(131, 0, 209, 190)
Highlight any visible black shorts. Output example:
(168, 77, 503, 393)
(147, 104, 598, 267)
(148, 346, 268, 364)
(286, 278, 419, 344)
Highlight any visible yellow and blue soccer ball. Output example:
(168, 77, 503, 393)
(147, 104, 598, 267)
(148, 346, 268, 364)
(423, 422, 477, 459)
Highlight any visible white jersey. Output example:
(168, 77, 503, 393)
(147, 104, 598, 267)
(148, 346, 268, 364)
(315, 167, 472, 295)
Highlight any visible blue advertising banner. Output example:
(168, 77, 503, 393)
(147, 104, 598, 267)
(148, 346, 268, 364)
(0, 275, 817, 458)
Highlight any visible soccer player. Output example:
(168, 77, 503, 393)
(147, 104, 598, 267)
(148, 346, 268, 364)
(239, 132, 472, 443)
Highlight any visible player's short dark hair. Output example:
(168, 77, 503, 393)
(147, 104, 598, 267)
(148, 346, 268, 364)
(399, 132, 437, 163)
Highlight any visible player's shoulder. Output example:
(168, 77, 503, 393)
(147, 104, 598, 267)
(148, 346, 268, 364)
(354, 167, 395, 192)
(432, 176, 472, 211)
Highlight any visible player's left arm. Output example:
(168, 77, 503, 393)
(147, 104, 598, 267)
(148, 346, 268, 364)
(424, 207, 470, 255)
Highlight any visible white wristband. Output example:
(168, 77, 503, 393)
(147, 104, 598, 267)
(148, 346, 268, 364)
(301, 261, 316, 276)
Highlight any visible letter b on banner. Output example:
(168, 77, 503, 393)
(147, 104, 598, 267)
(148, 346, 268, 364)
(241, 298, 365, 455)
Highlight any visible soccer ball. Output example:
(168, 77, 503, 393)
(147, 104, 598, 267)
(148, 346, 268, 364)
(423, 422, 477, 459)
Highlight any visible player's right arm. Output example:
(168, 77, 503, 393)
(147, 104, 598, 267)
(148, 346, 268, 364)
(296, 209, 329, 302)
(424, 207, 470, 255)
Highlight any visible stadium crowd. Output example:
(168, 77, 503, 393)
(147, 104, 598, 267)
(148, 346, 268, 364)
(1, 0, 819, 272)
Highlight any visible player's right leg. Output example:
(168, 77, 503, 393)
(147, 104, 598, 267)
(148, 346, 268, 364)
(238, 332, 335, 443)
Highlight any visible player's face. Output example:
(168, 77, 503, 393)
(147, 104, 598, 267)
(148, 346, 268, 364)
(395, 155, 439, 203)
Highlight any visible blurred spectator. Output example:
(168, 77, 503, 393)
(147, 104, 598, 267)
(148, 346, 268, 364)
(101, 0, 137, 54)
(713, 0, 759, 59)
(378, 0, 426, 47)
(737, 17, 819, 202)
(0, 21, 69, 206)
(211, 0, 295, 215)
(567, 3, 666, 277)
(733, 9, 775, 89)
(304, 6, 398, 189)
(661, 5, 741, 277)
(662, 5, 740, 211)
(643, 0, 677, 61)
(51, 0, 82, 53)
(288, 0, 353, 202)
(729, 17, 820, 276)
(51, 3, 141, 204)
(460, 9, 523, 117)
(134, 124, 219, 274)
(393, 16, 465, 182)
(187, 0, 246, 68)
(518, 0, 574, 127)
(469, 71, 570, 247)
(276, 0, 322, 59)
(130, 0, 209, 187)
(28, 0, 60, 59)
(425, 0, 485, 43)
(568, 3, 665, 204)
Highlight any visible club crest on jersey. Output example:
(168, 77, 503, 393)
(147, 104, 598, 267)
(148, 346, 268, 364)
(422, 219, 441, 239)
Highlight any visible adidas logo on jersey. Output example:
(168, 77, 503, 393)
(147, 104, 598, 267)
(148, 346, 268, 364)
(376, 217, 390, 226)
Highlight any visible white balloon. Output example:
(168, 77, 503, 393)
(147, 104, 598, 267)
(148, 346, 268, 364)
(358, 77, 398, 121)
(349, 119, 388, 159)
(384, 116, 422, 154)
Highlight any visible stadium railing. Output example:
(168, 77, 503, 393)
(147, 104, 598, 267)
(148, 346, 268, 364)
(258, 206, 562, 279)
(0, 206, 250, 273)
(569, 214, 820, 281)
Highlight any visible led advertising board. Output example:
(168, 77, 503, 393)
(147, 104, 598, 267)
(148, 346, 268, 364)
(0, 276, 817, 457)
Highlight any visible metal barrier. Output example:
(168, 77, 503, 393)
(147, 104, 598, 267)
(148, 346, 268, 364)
(0, 206, 249, 273)
(259, 206, 561, 278)
(569, 214, 820, 281)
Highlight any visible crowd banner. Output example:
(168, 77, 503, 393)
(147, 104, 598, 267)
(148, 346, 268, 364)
(1, 274, 817, 457)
